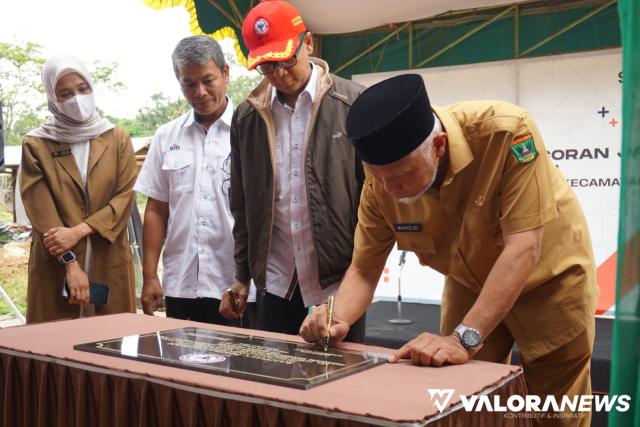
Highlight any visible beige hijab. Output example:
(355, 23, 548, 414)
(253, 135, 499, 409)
(26, 54, 114, 143)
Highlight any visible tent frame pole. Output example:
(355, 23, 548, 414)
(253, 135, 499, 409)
(334, 22, 410, 74)
(206, 0, 242, 30)
(514, 4, 520, 57)
(519, 0, 617, 57)
(373, 39, 390, 72)
(227, 0, 244, 24)
(0, 285, 25, 324)
(408, 21, 414, 69)
(413, 5, 516, 69)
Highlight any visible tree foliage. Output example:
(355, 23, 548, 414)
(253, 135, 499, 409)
(111, 53, 262, 137)
(225, 50, 262, 108)
(0, 41, 45, 145)
(136, 93, 190, 135)
(0, 38, 263, 144)
(228, 74, 262, 108)
(0, 40, 126, 145)
(103, 93, 189, 138)
(12, 111, 44, 140)
(89, 61, 127, 92)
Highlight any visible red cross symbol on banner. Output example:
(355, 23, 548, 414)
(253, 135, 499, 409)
(609, 118, 619, 127)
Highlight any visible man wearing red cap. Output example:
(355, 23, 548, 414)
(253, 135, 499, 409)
(219, 0, 366, 340)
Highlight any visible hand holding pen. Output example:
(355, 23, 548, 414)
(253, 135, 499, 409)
(219, 280, 249, 326)
(228, 289, 244, 327)
(324, 295, 334, 351)
(299, 295, 351, 346)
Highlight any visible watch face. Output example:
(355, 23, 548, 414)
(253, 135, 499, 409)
(461, 329, 481, 348)
(61, 252, 75, 263)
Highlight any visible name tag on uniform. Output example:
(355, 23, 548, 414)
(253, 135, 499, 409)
(394, 223, 423, 232)
(52, 149, 72, 158)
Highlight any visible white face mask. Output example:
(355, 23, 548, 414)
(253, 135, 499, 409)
(55, 94, 96, 122)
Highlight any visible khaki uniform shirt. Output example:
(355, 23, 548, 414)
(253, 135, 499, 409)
(20, 128, 137, 323)
(353, 101, 599, 359)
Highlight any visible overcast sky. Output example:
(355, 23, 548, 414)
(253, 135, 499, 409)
(1, 0, 243, 117)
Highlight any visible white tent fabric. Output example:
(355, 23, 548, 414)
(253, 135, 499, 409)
(288, 0, 518, 34)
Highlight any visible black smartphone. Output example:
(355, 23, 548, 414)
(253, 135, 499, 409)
(62, 279, 111, 305)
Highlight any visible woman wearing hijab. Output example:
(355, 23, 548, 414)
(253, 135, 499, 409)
(20, 54, 137, 323)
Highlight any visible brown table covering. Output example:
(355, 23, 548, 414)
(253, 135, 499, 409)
(0, 313, 530, 426)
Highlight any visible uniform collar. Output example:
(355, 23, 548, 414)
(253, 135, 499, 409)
(270, 62, 318, 108)
(433, 105, 474, 185)
(181, 97, 234, 129)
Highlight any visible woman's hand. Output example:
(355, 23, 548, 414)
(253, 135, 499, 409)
(65, 261, 90, 305)
(44, 223, 93, 256)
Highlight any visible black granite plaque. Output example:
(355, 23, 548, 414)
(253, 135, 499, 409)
(74, 327, 388, 389)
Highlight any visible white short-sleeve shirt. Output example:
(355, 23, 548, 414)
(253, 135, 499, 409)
(135, 100, 255, 301)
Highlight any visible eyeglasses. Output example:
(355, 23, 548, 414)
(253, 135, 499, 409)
(256, 32, 307, 75)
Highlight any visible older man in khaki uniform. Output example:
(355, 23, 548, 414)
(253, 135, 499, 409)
(300, 74, 598, 426)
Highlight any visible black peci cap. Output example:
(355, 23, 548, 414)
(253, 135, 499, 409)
(347, 74, 434, 165)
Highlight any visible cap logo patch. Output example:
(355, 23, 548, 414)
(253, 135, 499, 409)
(254, 18, 269, 35)
(511, 133, 538, 164)
(291, 15, 303, 26)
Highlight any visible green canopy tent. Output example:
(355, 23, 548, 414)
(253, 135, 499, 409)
(144, 0, 620, 78)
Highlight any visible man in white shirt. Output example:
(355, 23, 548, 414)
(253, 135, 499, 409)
(219, 2, 365, 339)
(135, 36, 255, 325)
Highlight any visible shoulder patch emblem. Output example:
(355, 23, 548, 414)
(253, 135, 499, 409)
(511, 133, 538, 164)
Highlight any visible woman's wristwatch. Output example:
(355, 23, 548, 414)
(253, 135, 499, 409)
(58, 251, 77, 266)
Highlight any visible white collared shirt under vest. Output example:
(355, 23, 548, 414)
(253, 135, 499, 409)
(135, 100, 255, 301)
(267, 63, 338, 307)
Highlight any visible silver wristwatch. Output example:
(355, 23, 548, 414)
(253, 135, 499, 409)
(454, 324, 483, 349)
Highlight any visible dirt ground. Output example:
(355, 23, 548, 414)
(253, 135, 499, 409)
(1, 241, 30, 265)
(0, 194, 147, 319)
(0, 239, 149, 320)
(0, 241, 29, 317)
